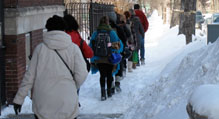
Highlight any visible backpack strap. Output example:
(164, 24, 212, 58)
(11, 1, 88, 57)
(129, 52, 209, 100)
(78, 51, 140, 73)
(80, 39, 84, 49)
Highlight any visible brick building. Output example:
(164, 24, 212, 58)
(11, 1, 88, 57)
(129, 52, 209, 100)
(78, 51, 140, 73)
(1, 0, 65, 105)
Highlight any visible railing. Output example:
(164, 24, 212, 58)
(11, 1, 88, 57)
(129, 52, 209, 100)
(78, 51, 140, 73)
(65, 2, 114, 41)
(66, 3, 90, 40)
(0, 0, 5, 115)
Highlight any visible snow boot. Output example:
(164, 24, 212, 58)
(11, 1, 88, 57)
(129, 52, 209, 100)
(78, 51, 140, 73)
(123, 68, 126, 78)
(136, 61, 140, 66)
(107, 89, 112, 98)
(111, 87, 115, 95)
(141, 58, 145, 65)
(111, 80, 115, 95)
(128, 61, 133, 72)
(115, 76, 123, 82)
(101, 88, 106, 101)
(115, 82, 121, 92)
(132, 63, 137, 69)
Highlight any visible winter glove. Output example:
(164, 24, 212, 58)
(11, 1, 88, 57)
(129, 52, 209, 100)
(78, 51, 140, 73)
(13, 103, 22, 115)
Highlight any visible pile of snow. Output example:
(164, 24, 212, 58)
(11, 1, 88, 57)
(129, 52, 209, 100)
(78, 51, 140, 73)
(122, 38, 219, 119)
(188, 84, 219, 119)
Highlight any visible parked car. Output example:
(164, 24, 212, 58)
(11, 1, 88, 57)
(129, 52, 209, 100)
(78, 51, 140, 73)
(212, 13, 219, 24)
(196, 11, 205, 29)
(202, 13, 219, 35)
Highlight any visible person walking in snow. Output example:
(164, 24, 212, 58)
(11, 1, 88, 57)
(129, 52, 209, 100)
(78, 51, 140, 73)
(124, 11, 136, 72)
(13, 15, 88, 119)
(129, 9, 144, 69)
(111, 13, 132, 93)
(63, 14, 94, 72)
(89, 16, 123, 101)
(134, 4, 149, 65)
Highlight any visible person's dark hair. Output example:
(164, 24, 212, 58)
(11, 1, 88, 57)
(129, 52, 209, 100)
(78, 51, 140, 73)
(63, 14, 79, 32)
(46, 15, 66, 31)
(109, 19, 117, 28)
(99, 16, 109, 25)
(124, 11, 131, 19)
(134, 4, 140, 9)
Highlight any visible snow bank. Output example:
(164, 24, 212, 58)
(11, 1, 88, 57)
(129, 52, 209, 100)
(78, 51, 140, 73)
(188, 84, 219, 119)
(122, 37, 218, 119)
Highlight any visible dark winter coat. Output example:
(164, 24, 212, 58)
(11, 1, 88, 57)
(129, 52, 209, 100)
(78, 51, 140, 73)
(130, 15, 144, 50)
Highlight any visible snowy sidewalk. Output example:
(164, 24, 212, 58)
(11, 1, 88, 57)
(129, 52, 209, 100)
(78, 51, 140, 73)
(2, 114, 122, 119)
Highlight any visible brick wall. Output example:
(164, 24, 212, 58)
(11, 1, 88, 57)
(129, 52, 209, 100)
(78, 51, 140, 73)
(4, 29, 43, 104)
(30, 29, 43, 54)
(4, 34, 26, 104)
(5, 0, 64, 8)
(4, 0, 64, 104)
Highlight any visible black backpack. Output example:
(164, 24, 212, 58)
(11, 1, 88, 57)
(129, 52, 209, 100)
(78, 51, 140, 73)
(92, 31, 111, 57)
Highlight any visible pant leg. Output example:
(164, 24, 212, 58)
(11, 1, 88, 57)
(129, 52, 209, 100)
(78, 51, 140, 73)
(140, 38, 145, 60)
(97, 64, 107, 89)
(115, 60, 124, 77)
(106, 64, 114, 90)
(34, 115, 38, 119)
(123, 58, 127, 69)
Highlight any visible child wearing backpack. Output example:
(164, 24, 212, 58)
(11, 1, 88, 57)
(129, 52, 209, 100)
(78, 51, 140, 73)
(89, 16, 123, 101)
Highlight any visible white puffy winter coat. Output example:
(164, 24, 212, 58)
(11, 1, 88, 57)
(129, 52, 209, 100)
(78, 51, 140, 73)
(13, 30, 88, 119)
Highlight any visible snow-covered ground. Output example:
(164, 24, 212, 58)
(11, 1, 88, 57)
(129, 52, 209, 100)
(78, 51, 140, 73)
(1, 10, 219, 119)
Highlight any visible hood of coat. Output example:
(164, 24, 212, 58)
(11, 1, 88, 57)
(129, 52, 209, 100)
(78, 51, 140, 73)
(43, 30, 72, 50)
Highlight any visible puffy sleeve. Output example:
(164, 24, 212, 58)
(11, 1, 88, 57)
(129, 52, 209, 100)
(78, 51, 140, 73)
(81, 40, 94, 58)
(72, 46, 88, 89)
(13, 45, 40, 105)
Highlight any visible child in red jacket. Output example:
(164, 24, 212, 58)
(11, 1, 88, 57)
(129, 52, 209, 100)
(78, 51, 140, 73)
(64, 14, 94, 71)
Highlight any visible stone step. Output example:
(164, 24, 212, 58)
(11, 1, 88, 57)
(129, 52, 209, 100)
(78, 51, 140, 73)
(2, 113, 123, 119)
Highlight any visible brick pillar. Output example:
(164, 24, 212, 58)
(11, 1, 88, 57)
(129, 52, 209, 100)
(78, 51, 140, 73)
(30, 29, 43, 54)
(4, 34, 26, 104)
(3, 5, 65, 105)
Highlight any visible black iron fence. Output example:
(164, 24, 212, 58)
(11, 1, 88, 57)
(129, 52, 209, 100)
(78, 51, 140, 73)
(0, 0, 5, 114)
(65, 2, 114, 41)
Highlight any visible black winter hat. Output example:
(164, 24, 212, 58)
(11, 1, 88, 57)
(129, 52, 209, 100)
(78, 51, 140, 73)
(45, 15, 66, 31)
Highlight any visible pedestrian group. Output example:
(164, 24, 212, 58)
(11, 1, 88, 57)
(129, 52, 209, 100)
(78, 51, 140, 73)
(12, 4, 149, 119)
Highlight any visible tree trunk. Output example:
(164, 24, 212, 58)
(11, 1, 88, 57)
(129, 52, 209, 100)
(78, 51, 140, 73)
(170, 0, 181, 28)
(162, 2, 167, 24)
(179, 0, 197, 44)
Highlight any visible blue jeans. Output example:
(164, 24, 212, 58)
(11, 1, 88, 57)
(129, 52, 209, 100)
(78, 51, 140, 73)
(140, 37, 145, 60)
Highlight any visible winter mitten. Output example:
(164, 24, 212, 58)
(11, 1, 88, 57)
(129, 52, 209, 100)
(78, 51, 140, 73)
(13, 103, 22, 115)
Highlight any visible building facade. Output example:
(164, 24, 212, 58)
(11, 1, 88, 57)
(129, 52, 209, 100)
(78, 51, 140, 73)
(2, 0, 65, 104)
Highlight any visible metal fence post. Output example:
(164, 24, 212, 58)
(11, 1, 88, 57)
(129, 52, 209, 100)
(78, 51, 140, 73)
(89, 0, 93, 36)
(0, 0, 6, 115)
